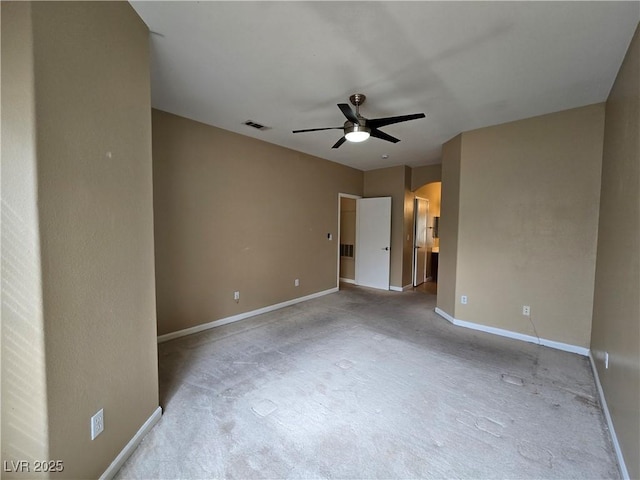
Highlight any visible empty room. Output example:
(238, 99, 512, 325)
(2, 2, 639, 479)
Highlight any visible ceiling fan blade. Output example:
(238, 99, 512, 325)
(370, 128, 400, 144)
(332, 136, 347, 149)
(292, 126, 342, 133)
(337, 104, 359, 124)
(368, 113, 425, 129)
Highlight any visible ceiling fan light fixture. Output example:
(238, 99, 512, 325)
(292, 93, 425, 149)
(344, 124, 371, 143)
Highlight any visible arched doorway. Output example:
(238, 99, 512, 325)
(412, 181, 441, 293)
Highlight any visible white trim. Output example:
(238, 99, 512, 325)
(588, 352, 630, 480)
(100, 406, 162, 480)
(389, 285, 413, 292)
(434, 307, 455, 324)
(339, 277, 356, 284)
(339, 193, 361, 200)
(434, 308, 589, 356)
(158, 288, 338, 343)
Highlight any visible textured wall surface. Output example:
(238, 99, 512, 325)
(411, 164, 442, 191)
(443, 105, 605, 348)
(437, 135, 462, 316)
(1, 4, 50, 473)
(152, 110, 363, 336)
(591, 23, 640, 480)
(2, 3, 160, 478)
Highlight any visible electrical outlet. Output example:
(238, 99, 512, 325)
(294, 279, 300, 287)
(461, 295, 468, 305)
(234, 291, 240, 302)
(522, 305, 531, 316)
(605, 352, 609, 369)
(91, 409, 104, 440)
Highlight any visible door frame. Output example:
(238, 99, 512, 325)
(337, 193, 362, 289)
(413, 196, 429, 287)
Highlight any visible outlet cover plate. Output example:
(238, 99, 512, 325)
(91, 408, 104, 440)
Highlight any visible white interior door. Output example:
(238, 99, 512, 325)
(356, 197, 391, 290)
(413, 198, 429, 287)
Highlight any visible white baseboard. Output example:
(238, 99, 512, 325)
(339, 277, 356, 285)
(588, 352, 630, 480)
(434, 307, 455, 324)
(100, 406, 162, 480)
(158, 287, 339, 343)
(390, 285, 413, 292)
(434, 308, 589, 356)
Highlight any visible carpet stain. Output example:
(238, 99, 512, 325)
(219, 387, 240, 399)
(573, 393, 599, 409)
(221, 421, 235, 434)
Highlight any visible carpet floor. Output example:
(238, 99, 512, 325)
(116, 285, 619, 479)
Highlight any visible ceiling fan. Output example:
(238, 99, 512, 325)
(292, 93, 426, 149)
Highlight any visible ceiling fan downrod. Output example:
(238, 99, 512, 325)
(349, 93, 366, 118)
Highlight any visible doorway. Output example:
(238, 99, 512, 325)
(412, 181, 442, 293)
(338, 194, 360, 287)
(413, 197, 429, 287)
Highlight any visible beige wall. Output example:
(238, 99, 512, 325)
(363, 166, 413, 289)
(153, 110, 363, 336)
(437, 135, 462, 315)
(1, 2, 50, 470)
(414, 183, 441, 218)
(591, 24, 640, 480)
(442, 105, 605, 348)
(339, 197, 357, 281)
(2, 3, 160, 478)
(411, 164, 442, 191)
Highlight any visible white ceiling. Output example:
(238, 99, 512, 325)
(130, 1, 639, 171)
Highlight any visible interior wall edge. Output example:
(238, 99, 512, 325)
(157, 287, 338, 344)
(588, 352, 630, 480)
(98, 406, 163, 480)
(434, 309, 590, 356)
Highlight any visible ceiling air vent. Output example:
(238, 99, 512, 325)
(243, 120, 270, 131)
